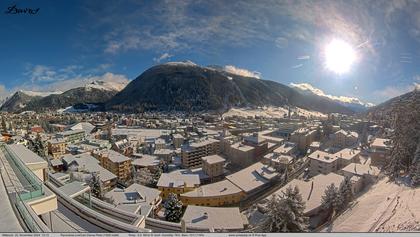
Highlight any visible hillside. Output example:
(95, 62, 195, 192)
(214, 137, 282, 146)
(1, 80, 127, 113)
(324, 178, 420, 232)
(107, 62, 354, 114)
(366, 90, 420, 121)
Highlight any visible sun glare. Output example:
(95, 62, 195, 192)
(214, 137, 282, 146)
(324, 39, 356, 74)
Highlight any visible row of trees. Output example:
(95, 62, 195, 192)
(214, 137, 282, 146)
(321, 177, 354, 218)
(383, 91, 420, 184)
(262, 177, 354, 232)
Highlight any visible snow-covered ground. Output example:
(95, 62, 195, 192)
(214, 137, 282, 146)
(324, 177, 420, 232)
(85, 80, 127, 91)
(222, 106, 327, 119)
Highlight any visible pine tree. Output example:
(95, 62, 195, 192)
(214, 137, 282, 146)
(338, 177, 353, 210)
(89, 173, 103, 199)
(385, 93, 420, 179)
(164, 193, 183, 222)
(321, 183, 341, 217)
(263, 186, 308, 232)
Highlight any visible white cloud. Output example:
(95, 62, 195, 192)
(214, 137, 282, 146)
(26, 72, 129, 92)
(290, 82, 374, 106)
(292, 64, 303, 69)
(297, 55, 310, 60)
(153, 53, 173, 63)
(223, 65, 261, 79)
(25, 65, 57, 82)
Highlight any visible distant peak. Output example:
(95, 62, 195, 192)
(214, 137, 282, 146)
(163, 60, 197, 67)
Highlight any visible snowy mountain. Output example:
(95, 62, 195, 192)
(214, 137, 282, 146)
(290, 83, 374, 112)
(1, 80, 127, 112)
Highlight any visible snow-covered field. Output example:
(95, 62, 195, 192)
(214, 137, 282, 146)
(222, 106, 327, 119)
(324, 177, 420, 232)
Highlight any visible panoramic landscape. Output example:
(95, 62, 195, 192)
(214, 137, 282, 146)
(0, 0, 419, 234)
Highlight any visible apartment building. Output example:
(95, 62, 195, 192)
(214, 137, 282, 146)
(93, 149, 132, 182)
(47, 138, 67, 159)
(332, 130, 358, 148)
(56, 129, 85, 144)
(290, 128, 317, 152)
(201, 155, 225, 181)
(308, 150, 339, 176)
(181, 138, 220, 168)
(370, 138, 391, 166)
(308, 148, 361, 176)
(172, 134, 185, 148)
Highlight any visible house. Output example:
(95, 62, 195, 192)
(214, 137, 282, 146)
(92, 149, 132, 182)
(61, 153, 118, 191)
(56, 129, 85, 144)
(48, 138, 67, 159)
(157, 173, 200, 199)
(338, 163, 380, 193)
(201, 155, 225, 181)
(104, 183, 162, 217)
(308, 150, 339, 177)
(132, 154, 161, 172)
(332, 130, 358, 148)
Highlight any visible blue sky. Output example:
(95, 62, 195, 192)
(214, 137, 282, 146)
(0, 0, 419, 104)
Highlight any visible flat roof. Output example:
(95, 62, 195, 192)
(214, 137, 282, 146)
(182, 206, 246, 230)
(58, 181, 90, 198)
(181, 179, 242, 198)
(132, 155, 160, 167)
(341, 163, 380, 177)
(157, 173, 200, 188)
(8, 144, 47, 166)
(371, 138, 391, 148)
(230, 142, 254, 152)
(308, 150, 337, 163)
(226, 162, 279, 193)
(334, 148, 360, 161)
(201, 155, 225, 165)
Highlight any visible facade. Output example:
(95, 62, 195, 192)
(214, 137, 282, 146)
(332, 130, 359, 148)
(308, 150, 339, 177)
(157, 173, 200, 199)
(181, 138, 220, 168)
(56, 129, 86, 144)
(290, 128, 317, 152)
(93, 149, 132, 182)
(370, 138, 391, 166)
(172, 134, 185, 148)
(308, 149, 361, 176)
(201, 155, 225, 181)
(47, 138, 67, 159)
(180, 179, 245, 207)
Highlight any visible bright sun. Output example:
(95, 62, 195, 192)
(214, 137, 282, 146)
(324, 39, 356, 74)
